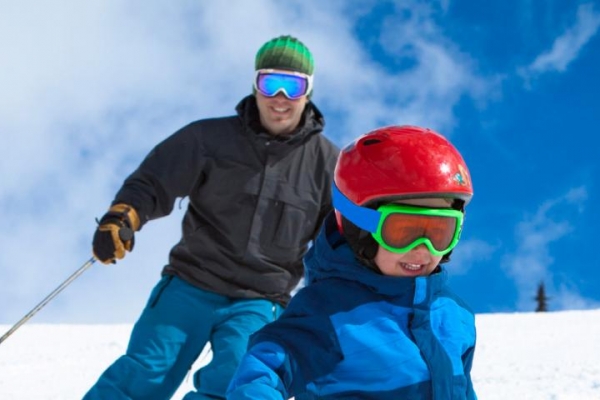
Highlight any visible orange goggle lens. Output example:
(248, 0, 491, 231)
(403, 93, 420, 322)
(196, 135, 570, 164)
(373, 204, 464, 256)
(381, 213, 457, 251)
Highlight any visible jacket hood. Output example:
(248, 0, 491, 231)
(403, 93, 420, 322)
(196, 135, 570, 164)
(304, 213, 448, 299)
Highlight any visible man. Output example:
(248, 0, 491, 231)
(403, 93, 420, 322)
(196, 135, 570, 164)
(84, 35, 339, 400)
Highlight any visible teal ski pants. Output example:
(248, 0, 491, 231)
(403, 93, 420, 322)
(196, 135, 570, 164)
(83, 275, 283, 400)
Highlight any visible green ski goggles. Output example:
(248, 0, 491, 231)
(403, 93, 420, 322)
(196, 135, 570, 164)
(372, 203, 464, 256)
(333, 185, 464, 256)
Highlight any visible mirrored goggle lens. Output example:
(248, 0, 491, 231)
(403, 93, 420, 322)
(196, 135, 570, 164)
(380, 213, 458, 252)
(256, 72, 308, 99)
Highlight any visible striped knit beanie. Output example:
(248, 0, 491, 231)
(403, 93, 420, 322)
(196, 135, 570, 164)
(255, 35, 314, 75)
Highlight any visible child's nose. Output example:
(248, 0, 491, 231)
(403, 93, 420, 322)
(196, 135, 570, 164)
(412, 244, 432, 255)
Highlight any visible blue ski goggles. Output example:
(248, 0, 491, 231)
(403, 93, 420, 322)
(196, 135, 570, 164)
(254, 69, 313, 100)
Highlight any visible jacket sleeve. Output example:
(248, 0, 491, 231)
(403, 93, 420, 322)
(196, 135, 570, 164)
(228, 289, 343, 399)
(227, 341, 292, 400)
(112, 124, 206, 227)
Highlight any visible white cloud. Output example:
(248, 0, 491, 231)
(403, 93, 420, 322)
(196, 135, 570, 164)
(520, 3, 600, 80)
(553, 283, 600, 310)
(502, 187, 590, 311)
(314, 1, 490, 144)
(450, 239, 497, 275)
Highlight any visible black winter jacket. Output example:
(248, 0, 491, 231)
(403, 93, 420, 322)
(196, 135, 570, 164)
(112, 95, 339, 305)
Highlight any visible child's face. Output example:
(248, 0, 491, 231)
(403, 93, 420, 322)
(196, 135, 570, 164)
(374, 197, 452, 277)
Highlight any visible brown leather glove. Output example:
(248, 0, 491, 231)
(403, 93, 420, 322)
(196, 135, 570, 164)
(92, 204, 140, 264)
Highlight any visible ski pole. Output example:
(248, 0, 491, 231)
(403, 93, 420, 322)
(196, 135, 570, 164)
(0, 226, 133, 345)
(0, 256, 96, 345)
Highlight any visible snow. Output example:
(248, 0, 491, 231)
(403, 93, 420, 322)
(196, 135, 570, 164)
(1, 309, 599, 399)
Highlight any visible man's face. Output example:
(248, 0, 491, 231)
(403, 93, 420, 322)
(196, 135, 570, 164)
(255, 91, 308, 136)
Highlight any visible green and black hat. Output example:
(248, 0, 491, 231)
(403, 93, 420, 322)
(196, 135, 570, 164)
(255, 35, 314, 76)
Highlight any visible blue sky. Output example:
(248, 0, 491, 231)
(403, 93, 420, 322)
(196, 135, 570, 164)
(1, 0, 599, 324)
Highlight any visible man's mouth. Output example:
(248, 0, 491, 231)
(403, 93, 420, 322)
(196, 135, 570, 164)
(272, 106, 290, 114)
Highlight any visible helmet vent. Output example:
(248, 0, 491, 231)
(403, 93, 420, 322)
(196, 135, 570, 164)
(362, 139, 382, 146)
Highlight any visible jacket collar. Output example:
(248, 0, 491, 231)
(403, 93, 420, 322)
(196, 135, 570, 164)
(235, 95, 325, 145)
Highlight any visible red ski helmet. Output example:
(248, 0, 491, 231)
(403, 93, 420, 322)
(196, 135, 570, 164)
(335, 125, 472, 206)
(334, 125, 473, 258)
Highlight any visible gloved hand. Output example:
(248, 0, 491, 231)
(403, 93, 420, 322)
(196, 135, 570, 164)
(92, 204, 140, 264)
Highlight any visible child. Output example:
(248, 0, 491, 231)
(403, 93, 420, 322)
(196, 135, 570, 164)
(227, 125, 478, 399)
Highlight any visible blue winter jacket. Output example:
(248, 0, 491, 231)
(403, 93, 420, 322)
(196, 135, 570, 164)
(227, 215, 478, 399)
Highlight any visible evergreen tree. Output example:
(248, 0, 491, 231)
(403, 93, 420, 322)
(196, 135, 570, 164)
(535, 282, 549, 312)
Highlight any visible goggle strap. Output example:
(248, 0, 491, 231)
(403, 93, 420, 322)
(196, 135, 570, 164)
(332, 185, 381, 233)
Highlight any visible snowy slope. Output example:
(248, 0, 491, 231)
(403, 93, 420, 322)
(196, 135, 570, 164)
(1, 309, 599, 399)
